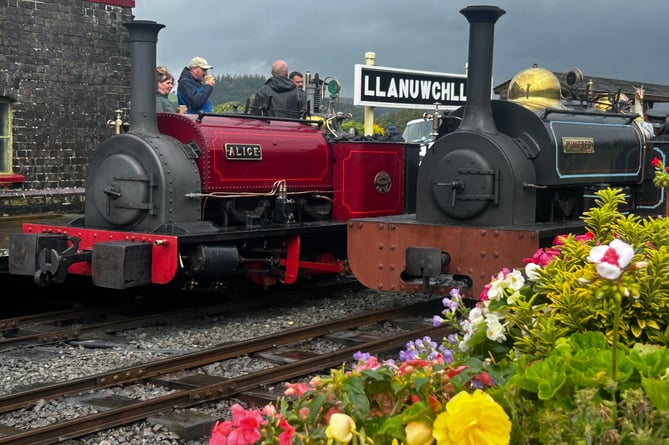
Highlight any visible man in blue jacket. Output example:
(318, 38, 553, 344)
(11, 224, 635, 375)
(177, 56, 215, 114)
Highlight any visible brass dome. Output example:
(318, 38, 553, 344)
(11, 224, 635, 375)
(507, 66, 563, 109)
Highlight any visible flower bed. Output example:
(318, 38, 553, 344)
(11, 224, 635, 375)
(208, 188, 669, 445)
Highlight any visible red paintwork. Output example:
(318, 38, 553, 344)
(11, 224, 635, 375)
(332, 142, 405, 219)
(158, 114, 407, 221)
(22, 223, 179, 284)
(158, 114, 331, 193)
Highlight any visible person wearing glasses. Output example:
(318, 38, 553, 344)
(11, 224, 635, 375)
(177, 56, 216, 114)
(156, 66, 177, 112)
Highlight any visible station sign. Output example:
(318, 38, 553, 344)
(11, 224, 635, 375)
(354, 65, 468, 110)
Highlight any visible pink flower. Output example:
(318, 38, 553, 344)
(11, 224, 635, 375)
(277, 417, 295, 445)
(586, 239, 634, 280)
(398, 359, 431, 375)
(284, 382, 312, 397)
(553, 232, 594, 246)
(208, 420, 233, 445)
(352, 354, 381, 371)
(523, 247, 560, 266)
(208, 403, 266, 445)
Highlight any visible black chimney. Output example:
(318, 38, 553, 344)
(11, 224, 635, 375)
(458, 6, 505, 134)
(122, 20, 165, 135)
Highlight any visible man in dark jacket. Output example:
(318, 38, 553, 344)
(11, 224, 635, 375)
(251, 60, 305, 118)
(386, 126, 405, 142)
(646, 108, 669, 141)
(177, 56, 215, 114)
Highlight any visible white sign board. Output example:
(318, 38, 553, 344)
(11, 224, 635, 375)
(354, 65, 468, 110)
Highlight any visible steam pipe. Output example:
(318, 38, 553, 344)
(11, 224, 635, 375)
(458, 6, 505, 134)
(122, 20, 165, 135)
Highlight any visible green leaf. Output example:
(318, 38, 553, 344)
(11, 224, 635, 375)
(343, 378, 370, 417)
(641, 376, 669, 410)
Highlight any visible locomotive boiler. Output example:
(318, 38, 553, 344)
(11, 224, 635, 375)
(7, 20, 419, 291)
(347, 5, 669, 299)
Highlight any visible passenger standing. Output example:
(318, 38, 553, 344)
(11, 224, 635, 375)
(385, 125, 405, 142)
(289, 70, 307, 115)
(646, 108, 669, 141)
(289, 71, 304, 90)
(177, 57, 215, 114)
(251, 60, 305, 118)
(156, 66, 177, 112)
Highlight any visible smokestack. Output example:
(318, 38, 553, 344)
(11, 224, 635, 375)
(122, 20, 165, 135)
(458, 6, 505, 134)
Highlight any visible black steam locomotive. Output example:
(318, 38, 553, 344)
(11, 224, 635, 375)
(347, 5, 669, 299)
(7, 20, 418, 291)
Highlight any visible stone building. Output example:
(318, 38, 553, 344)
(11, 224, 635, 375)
(0, 0, 135, 216)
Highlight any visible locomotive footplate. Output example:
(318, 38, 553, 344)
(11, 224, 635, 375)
(347, 214, 585, 299)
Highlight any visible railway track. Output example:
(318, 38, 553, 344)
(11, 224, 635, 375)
(0, 279, 358, 351)
(0, 298, 450, 445)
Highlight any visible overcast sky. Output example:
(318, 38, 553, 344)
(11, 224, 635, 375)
(132, 0, 669, 99)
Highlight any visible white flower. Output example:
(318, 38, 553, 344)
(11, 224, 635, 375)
(595, 262, 624, 280)
(486, 279, 506, 301)
(504, 269, 525, 290)
(468, 307, 485, 328)
(485, 313, 507, 342)
(586, 239, 635, 280)
(525, 262, 542, 281)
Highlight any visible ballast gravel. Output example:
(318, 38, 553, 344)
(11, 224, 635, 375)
(0, 288, 438, 445)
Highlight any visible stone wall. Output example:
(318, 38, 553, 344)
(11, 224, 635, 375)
(0, 0, 134, 216)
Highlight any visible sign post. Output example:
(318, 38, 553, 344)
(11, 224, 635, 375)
(363, 52, 376, 136)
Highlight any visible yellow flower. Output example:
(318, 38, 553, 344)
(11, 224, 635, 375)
(405, 421, 435, 445)
(432, 390, 511, 445)
(326, 413, 356, 444)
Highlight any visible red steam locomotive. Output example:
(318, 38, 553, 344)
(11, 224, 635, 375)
(7, 21, 419, 291)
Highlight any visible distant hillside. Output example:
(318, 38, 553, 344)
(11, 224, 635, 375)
(208, 73, 266, 109)
(205, 74, 423, 131)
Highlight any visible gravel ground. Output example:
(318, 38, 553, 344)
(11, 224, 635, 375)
(0, 287, 438, 445)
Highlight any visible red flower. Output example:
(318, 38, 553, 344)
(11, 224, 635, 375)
(284, 382, 312, 397)
(208, 403, 266, 445)
(523, 247, 560, 266)
(208, 420, 233, 445)
(398, 359, 431, 375)
(277, 418, 295, 445)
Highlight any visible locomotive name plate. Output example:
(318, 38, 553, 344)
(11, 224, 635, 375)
(562, 137, 594, 154)
(225, 144, 262, 160)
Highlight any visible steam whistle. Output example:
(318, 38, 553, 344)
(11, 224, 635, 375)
(425, 102, 442, 137)
(107, 109, 128, 135)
